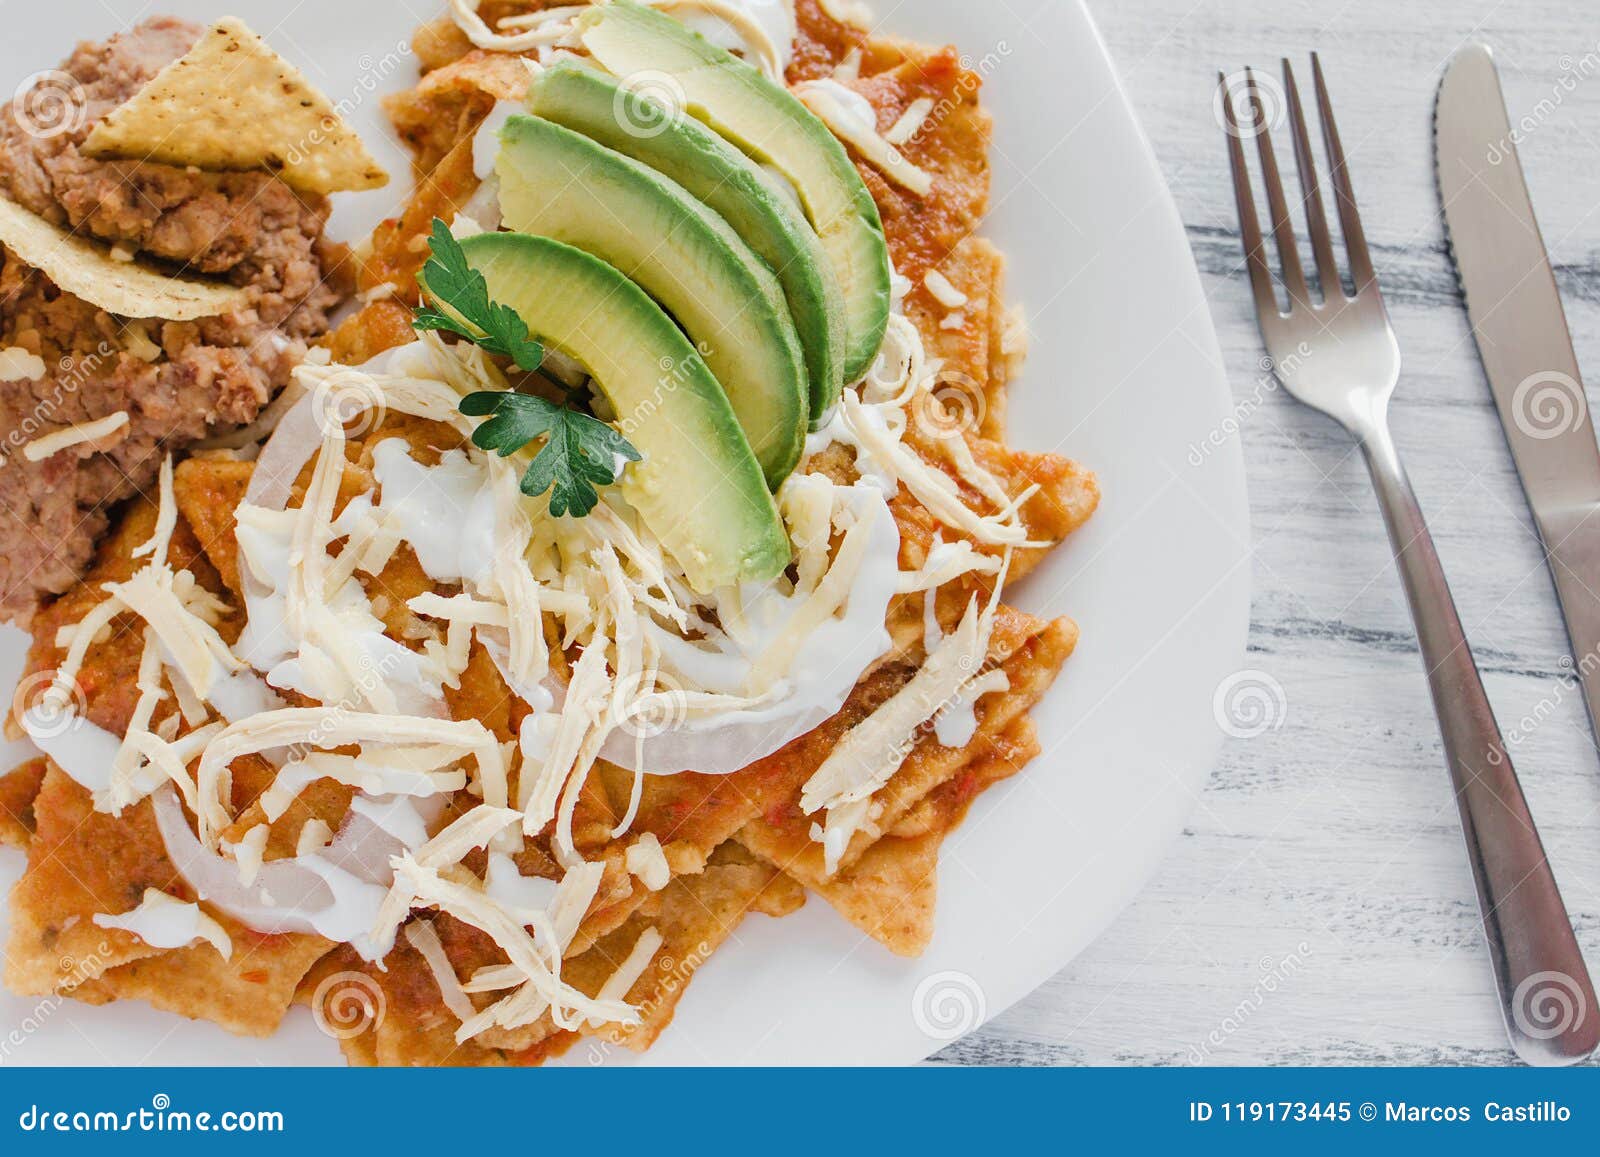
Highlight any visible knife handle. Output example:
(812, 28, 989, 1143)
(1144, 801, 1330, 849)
(1360, 423, 1599, 1066)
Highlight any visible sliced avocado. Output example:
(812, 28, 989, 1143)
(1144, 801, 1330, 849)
(494, 113, 806, 488)
(430, 231, 790, 592)
(576, 0, 891, 384)
(528, 62, 844, 423)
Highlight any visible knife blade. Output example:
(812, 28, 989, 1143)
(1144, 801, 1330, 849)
(1435, 43, 1600, 744)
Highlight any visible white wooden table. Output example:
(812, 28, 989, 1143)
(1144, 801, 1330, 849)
(940, 0, 1600, 1066)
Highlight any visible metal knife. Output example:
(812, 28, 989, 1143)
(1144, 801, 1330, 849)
(1436, 44, 1600, 745)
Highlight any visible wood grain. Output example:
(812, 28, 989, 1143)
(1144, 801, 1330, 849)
(939, 0, 1600, 1066)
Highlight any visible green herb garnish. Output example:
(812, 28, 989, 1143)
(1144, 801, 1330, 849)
(461, 391, 641, 518)
(413, 219, 545, 371)
(412, 218, 640, 516)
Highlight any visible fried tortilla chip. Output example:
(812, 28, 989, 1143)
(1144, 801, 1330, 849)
(764, 717, 1039, 956)
(297, 925, 576, 1067)
(17, 494, 233, 742)
(0, 756, 46, 848)
(888, 441, 1100, 590)
(905, 236, 1009, 439)
(385, 48, 534, 176)
(5, 764, 177, 995)
(736, 613, 1077, 898)
(0, 196, 249, 320)
(567, 842, 797, 1053)
(812, 38, 994, 283)
(83, 19, 387, 195)
(310, 841, 794, 1065)
(172, 457, 255, 598)
(90, 918, 332, 1038)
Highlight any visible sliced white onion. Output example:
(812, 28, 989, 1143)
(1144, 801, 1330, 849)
(526, 655, 845, 777)
(152, 784, 441, 961)
(243, 384, 325, 511)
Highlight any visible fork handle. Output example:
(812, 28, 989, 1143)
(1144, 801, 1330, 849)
(1360, 421, 1599, 1066)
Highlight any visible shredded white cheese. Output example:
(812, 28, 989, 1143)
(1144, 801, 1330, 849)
(923, 269, 969, 310)
(796, 80, 934, 196)
(885, 97, 936, 146)
(21, 411, 130, 462)
(625, 833, 671, 891)
(193, 709, 506, 848)
(0, 345, 45, 381)
(802, 598, 993, 873)
(405, 919, 478, 1022)
(586, 926, 663, 1026)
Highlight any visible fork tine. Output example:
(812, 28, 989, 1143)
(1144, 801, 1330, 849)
(1246, 67, 1310, 310)
(1311, 53, 1376, 291)
(1220, 72, 1280, 322)
(1281, 58, 1342, 300)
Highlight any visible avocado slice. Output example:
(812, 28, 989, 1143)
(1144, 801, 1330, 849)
(576, 0, 892, 384)
(494, 113, 806, 488)
(430, 231, 790, 592)
(528, 62, 844, 423)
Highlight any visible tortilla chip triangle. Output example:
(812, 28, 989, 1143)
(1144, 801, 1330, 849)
(82, 18, 387, 195)
(0, 195, 249, 319)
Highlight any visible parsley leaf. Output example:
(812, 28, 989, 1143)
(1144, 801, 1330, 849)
(461, 390, 642, 518)
(413, 219, 545, 371)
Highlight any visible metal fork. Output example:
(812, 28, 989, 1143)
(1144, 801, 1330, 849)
(1221, 57, 1598, 1066)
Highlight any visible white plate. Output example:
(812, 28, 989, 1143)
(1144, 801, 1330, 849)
(0, 0, 1248, 1065)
